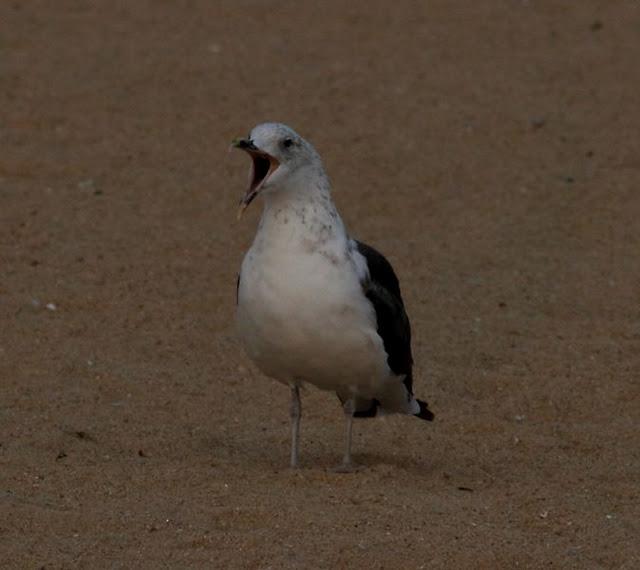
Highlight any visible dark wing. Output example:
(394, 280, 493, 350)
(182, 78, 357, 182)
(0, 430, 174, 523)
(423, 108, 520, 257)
(236, 273, 240, 304)
(355, 240, 414, 393)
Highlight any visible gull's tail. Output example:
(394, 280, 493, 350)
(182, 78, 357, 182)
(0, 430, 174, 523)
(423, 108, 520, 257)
(348, 396, 435, 422)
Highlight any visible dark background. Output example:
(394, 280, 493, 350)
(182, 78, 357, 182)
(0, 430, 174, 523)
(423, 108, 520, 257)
(1, 1, 638, 567)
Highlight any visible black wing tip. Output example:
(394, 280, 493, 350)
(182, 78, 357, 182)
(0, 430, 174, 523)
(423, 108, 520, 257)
(415, 400, 435, 422)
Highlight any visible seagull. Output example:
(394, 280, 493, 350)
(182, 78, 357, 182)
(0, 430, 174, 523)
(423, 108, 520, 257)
(233, 123, 434, 470)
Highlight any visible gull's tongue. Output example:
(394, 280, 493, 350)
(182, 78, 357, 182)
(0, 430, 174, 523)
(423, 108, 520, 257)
(238, 187, 259, 219)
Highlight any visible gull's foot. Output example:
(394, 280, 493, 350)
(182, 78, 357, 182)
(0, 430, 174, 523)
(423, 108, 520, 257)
(331, 461, 363, 474)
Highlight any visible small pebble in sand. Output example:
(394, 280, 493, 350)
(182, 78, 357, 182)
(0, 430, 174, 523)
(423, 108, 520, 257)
(78, 179, 95, 191)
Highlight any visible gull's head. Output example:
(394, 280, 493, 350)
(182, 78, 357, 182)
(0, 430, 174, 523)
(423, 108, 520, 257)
(232, 123, 322, 218)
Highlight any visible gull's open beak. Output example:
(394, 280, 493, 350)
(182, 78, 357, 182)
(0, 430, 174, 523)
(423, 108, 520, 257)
(232, 138, 280, 220)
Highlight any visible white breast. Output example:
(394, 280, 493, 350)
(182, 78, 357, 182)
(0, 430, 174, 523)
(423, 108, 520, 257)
(236, 200, 390, 397)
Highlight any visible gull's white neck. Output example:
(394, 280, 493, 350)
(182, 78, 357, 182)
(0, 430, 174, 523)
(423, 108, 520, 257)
(252, 167, 348, 255)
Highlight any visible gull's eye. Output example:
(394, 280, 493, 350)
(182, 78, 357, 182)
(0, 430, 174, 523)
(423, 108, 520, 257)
(282, 138, 293, 149)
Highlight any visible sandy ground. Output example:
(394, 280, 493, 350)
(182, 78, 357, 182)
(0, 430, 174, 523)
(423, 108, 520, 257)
(1, 1, 639, 568)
